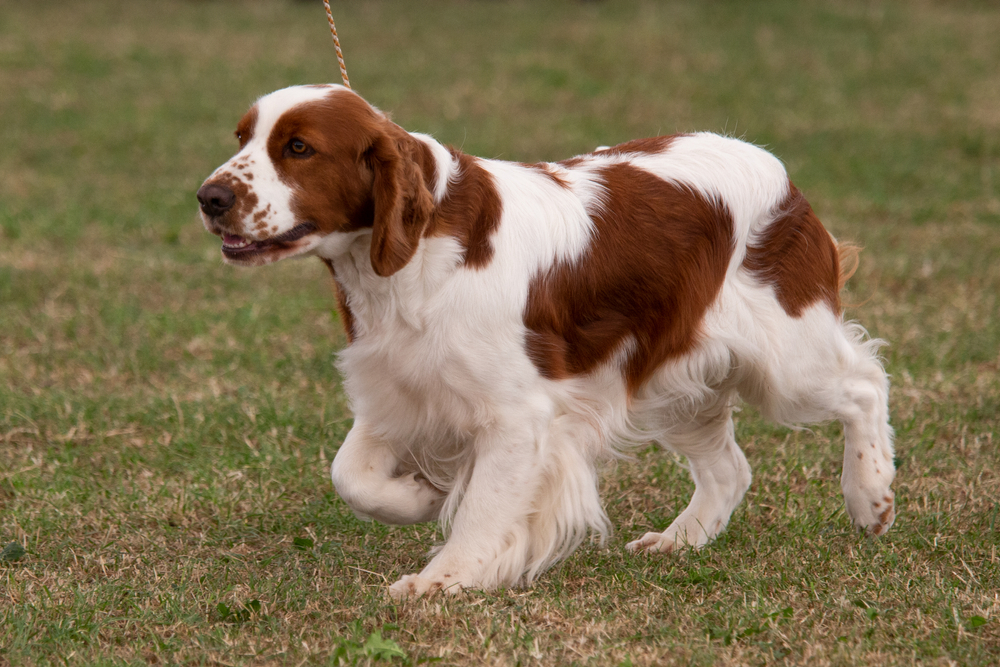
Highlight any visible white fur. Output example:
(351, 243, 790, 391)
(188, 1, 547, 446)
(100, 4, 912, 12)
(204, 86, 895, 598)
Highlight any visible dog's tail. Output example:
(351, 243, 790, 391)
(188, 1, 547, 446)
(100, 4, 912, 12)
(837, 241, 862, 293)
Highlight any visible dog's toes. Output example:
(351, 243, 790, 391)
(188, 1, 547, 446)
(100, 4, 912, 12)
(863, 494, 895, 537)
(388, 574, 462, 600)
(388, 574, 434, 599)
(845, 489, 895, 537)
(626, 531, 680, 554)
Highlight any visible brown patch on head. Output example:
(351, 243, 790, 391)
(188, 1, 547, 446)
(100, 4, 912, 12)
(321, 258, 357, 343)
(743, 183, 841, 317)
(265, 91, 382, 235)
(265, 89, 437, 276)
(523, 163, 733, 393)
(426, 151, 502, 269)
(235, 105, 258, 149)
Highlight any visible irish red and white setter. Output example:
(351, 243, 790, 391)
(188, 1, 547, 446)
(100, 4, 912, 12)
(198, 84, 895, 598)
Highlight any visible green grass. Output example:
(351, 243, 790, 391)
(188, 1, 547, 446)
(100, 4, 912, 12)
(2, 0, 999, 664)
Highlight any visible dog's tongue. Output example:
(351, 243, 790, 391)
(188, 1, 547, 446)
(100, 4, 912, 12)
(223, 233, 247, 247)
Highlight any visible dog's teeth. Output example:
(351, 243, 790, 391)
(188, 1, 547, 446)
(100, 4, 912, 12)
(223, 235, 253, 249)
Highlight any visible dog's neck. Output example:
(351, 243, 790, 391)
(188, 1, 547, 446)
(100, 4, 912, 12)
(310, 132, 472, 338)
(314, 230, 465, 336)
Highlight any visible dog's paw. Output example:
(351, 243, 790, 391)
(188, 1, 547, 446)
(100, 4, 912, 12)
(627, 531, 675, 554)
(845, 488, 895, 537)
(388, 574, 464, 600)
(625, 530, 694, 554)
(627, 513, 719, 554)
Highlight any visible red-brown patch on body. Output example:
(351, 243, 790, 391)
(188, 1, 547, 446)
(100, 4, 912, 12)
(743, 183, 841, 317)
(426, 151, 503, 269)
(558, 156, 586, 169)
(523, 163, 733, 394)
(557, 135, 681, 170)
(521, 162, 570, 188)
(596, 135, 680, 157)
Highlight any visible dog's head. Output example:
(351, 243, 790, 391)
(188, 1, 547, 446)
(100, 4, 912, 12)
(197, 85, 434, 276)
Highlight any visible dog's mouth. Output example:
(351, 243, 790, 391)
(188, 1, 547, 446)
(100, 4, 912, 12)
(220, 223, 318, 260)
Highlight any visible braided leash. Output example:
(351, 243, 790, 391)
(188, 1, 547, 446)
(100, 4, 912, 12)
(323, 0, 351, 89)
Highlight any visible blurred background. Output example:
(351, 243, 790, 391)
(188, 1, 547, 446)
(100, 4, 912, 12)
(1, 1, 998, 664)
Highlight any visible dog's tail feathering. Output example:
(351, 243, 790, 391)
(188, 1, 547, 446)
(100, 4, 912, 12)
(836, 241, 862, 293)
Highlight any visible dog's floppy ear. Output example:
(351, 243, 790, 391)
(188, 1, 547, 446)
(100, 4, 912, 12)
(366, 128, 434, 277)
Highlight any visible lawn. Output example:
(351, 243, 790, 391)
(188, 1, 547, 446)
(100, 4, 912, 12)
(1, 0, 999, 664)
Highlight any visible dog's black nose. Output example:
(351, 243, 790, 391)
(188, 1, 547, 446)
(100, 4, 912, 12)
(197, 183, 236, 216)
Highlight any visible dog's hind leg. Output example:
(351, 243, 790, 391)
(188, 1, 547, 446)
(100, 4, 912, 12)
(740, 306, 896, 536)
(331, 420, 446, 525)
(626, 393, 752, 553)
(823, 326, 896, 535)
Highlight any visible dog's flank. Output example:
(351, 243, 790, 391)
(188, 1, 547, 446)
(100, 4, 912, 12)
(198, 84, 895, 598)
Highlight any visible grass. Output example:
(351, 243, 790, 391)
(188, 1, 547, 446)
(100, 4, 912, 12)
(1, 0, 999, 664)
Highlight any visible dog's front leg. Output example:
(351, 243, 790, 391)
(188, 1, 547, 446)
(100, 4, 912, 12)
(388, 418, 545, 598)
(331, 420, 445, 525)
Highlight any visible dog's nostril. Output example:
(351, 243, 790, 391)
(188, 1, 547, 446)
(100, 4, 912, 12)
(197, 183, 237, 216)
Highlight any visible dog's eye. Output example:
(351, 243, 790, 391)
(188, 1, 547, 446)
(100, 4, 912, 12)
(289, 139, 312, 156)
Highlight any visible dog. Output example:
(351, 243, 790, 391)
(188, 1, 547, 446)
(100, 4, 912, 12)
(197, 84, 895, 598)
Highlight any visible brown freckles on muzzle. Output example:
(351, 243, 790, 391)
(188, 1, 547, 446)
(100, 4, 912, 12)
(196, 172, 259, 235)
